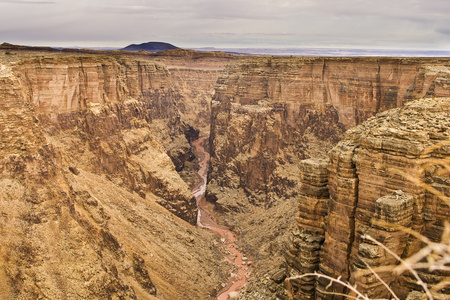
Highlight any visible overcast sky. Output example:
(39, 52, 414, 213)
(0, 0, 449, 50)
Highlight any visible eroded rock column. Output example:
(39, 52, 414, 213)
(317, 141, 359, 299)
(352, 190, 414, 299)
(285, 159, 329, 299)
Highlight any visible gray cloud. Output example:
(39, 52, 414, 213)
(0, 0, 448, 49)
(437, 28, 450, 36)
(0, 0, 55, 3)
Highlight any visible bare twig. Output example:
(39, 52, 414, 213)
(363, 234, 434, 300)
(361, 260, 400, 300)
(287, 272, 370, 300)
(387, 168, 450, 208)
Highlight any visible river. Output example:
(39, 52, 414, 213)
(191, 137, 249, 300)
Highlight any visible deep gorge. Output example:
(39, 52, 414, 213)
(0, 46, 449, 299)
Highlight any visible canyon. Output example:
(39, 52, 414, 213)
(192, 137, 249, 300)
(284, 98, 450, 299)
(0, 44, 449, 299)
(0, 47, 235, 299)
(209, 57, 450, 207)
(207, 57, 450, 299)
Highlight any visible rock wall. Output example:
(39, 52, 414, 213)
(128, 49, 237, 135)
(287, 98, 450, 299)
(285, 159, 329, 299)
(209, 57, 450, 207)
(208, 57, 450, 298)
(12, 54, 197, 223)
(0, 51, 229, 299)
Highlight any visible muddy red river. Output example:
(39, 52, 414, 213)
(191, 137, 249, 300)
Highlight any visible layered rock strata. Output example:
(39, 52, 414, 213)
(144, 51, 237, 134)
(0, 51, 228, 299)
(207, 57, 450, 295)
(316, 141, 359, 298)
(288, 98, 450, 299)
(353, 190, 414, 298)
(113, 48, 237, 135)
(209, 57, 450, 207)
(285, 159, 329, 299)
(13, 54, 197, 223)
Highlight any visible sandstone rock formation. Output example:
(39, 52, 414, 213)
(209, 57, 450, 207)
(287, 98, 450, 299)
(3, 45, 450, 299)
(152, 55, 234, 134)
(352, 190, 414, 298)
(207, 57, 450, 297)
(0, 50, 229, 299)
(125, 48, 238, 135)
(284, 159, 329, 299)
(12, 54, 197, 223)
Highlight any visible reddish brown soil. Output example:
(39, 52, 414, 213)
(192, 137, 249, 300)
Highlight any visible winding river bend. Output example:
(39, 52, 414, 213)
(191, 137, 249, 300)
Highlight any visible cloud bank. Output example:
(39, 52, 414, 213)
(0, 0, 448, 49)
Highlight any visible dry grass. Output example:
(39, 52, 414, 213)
(286, 140, 450, 299)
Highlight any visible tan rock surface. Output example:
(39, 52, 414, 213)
(289, 98, 450, 299)
(285, 159, 329, 299)
(3, 46, 450, 299)
(0, 50, 229, 299)
(209, 57, 450, 208)
(130, 49, 238, 135)
(10, 54, 198, 223)
(208, 57, 450, 297)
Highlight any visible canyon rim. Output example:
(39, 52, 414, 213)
(0, 44, 449, 299)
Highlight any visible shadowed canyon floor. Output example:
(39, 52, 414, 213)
(192, 137, 249, 299)
(0, 45, 449, 299)
(0, 47, 232, 299)
(207, 56, 450, 299)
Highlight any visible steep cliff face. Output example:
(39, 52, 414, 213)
(167, 66, 223, 133)
(209, 57, 450, 207)
(207, 57, 450, 294)
(284, 159, 329, 299)
(0, 51, 228, 299)
(12, 55, 198, 223)
(287, 98, 450, 299)
(144, 51, 237, 134)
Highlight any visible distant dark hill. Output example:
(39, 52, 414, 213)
(121, 42, 180, 52)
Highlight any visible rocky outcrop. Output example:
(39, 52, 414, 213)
(12, 54, 197, 223)
(287, 98, 450, 299)
(353, 190, 414, 298)
(207, 57, 450, 295)
(0, 51, 229, 299)
(144, 51, 237, 134)
(209, 57, 450, 207)
(209, 88, 344, 207)
(315, 140, 360, 298)
(285, 159, 329, 299)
